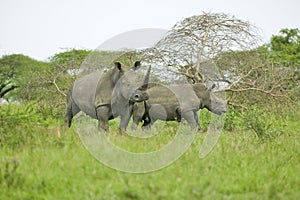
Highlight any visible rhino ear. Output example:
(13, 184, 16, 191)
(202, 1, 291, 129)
(208, 83, 216, 92)
(133, 61, 141, 71)
(114, 62, 122, 70)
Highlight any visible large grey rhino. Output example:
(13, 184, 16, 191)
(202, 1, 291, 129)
(65, 61, 150, 132)
(132, 83, 227, 130)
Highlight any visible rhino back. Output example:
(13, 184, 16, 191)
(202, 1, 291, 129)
(148, 84, 200, 112)
(72, 71, 103, 119)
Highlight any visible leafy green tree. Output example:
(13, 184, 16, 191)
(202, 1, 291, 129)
(268, 28, 300, 68)
(49, 48, 91, 70)
(0, 54, 48, 101)
(22, 49, 91, 112)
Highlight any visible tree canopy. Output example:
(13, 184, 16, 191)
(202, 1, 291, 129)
(0, 54, 49, 101)
(267, 28, 300, 68)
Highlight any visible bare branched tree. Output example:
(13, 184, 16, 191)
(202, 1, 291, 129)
(142, 12, 259, 83)
(140, 12, 298, 108)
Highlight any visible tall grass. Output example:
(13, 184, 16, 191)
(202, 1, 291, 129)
(0, 103, 299, 199)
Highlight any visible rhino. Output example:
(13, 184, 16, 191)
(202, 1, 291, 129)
(132, 83, 227, 130)
(65, 61, 150, 132)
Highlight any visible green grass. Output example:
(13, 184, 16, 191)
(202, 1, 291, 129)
(0, 105, 299, 199)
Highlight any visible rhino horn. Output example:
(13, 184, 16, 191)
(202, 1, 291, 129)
(139, 65, 151, 91)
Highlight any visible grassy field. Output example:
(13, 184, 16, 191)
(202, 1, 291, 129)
(0, 105, 299, 199)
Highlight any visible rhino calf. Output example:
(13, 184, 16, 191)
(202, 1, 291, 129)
(65, 61, 150, 132)
(132, 83, 227, 130)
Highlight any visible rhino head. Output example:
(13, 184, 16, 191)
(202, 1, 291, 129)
(129, 65, 151, 103)
(193, 83, 227, 115)
(112, 61, 150, 106)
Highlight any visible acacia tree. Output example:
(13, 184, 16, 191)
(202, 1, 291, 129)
(141, 12, 298, 108)
(143, 12, 258, 82)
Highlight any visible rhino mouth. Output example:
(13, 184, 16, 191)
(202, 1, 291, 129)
(211, 107, 227, 115)
(208, 104, 227, 115)
(129, 90, 149, 102)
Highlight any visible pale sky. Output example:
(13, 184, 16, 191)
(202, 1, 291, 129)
(0, 0, 299, 61)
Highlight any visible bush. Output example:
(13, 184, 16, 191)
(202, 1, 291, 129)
(227, 106, 287, 141)
(0, 102, 63, 149)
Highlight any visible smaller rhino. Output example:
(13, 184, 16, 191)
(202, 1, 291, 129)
(132, 83, 227, 130)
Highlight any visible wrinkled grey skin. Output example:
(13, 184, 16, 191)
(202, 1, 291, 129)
(65, 61, 150, 132)
(132, 83, 227, 130)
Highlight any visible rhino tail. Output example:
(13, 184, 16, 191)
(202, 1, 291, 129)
(65, 89, 74, 128)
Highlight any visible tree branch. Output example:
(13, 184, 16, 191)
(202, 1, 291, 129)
(52, 79, 66, 97)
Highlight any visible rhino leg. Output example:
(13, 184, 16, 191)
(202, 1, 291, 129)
(119, 114, 130, 133)
(131, 114, 142, 131)
(131, 102, 146, 131)
(119, 105, 133, 133)
(193, 111, 200, 130)
(175, 107, 182, 122)
(141, 114, 154, 130)
(96, 106, 111, 132)
(131, 119, 139, 131)
(182, 110, 199, 131)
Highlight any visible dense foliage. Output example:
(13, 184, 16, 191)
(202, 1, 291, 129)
(268, 28, 300, 68)
(0, 54, 49, 101)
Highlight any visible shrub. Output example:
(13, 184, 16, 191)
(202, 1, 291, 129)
(0, 102, 62, 149)
(239, 106, 286, 141)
